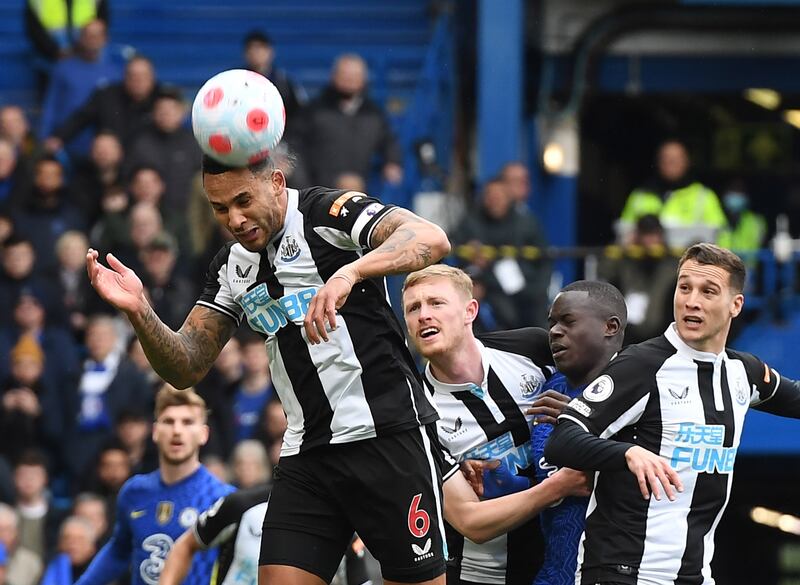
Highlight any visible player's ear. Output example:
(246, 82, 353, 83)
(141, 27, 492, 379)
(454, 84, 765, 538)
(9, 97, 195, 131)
(465, 298, 479, 325)
(730, 292, 744, 319)
(270, 168, 285, 194)
(200, 423, 210, 447)
(605, 315, 622, 338)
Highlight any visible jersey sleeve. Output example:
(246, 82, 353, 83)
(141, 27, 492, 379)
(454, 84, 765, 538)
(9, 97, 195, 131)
(305, 187, 398, 250)
(193, 492, 242, 550)
(75, 481, 136, 585)
(557, 348, 652, 438)
(731, 350, 800, 418)
(477, 327, 555, 374)
(196, 242, 243, 324)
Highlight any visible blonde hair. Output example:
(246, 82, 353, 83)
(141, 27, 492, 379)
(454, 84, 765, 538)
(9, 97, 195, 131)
(402, 264, 474, 299)
(154, 385, 207, 422)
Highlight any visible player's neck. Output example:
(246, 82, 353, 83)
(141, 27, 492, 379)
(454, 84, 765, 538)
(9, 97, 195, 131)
(159, 457, 201, 485)
(429, 337, 483, 385)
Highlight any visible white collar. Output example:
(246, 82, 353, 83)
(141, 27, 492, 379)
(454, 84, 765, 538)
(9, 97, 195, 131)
(424, 339, 490, 396)
(664, 323, 725, 363)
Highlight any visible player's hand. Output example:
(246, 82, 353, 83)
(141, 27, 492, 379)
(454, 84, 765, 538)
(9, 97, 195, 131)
(304, 267, 358, 344)
(460, 459, 492, 498)
(625, 445, 684, 501)
(526, 389, 571, 425)
(546, 467, 593, 499)
(86, 249, 147, 315)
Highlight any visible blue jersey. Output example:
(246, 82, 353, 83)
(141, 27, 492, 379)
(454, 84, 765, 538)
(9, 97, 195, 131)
(531, 373, 589, 585)
(76, 466, 234, 585)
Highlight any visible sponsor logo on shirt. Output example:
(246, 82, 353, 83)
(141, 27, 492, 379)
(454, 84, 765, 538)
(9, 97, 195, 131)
(670, 422, 736, 473)
(240, 284, 316, 335)
(412, 538, 434, 562)
(567, 398, 592, 418)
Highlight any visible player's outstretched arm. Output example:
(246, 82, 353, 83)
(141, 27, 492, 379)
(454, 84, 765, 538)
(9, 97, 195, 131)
(443, 466, 590, 544)
(160, 530, 203, 585)
(87, 249, 237, 387)
(304, 208, 450, 343)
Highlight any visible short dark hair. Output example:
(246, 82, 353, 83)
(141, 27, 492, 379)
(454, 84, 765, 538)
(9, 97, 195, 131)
(561, 280, 628, 331)
(201, 154, 274, 177)
(16, 449, 49, 469)
(154, 84, 184, 103)
(679, 243, 746, 293)
(243, 30, 272, 48)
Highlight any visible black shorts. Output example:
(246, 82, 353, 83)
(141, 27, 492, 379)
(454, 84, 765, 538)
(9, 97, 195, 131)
(260, 424, 447, 583)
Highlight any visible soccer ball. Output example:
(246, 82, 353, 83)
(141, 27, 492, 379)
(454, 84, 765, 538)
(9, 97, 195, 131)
(191, 69, 285, 167)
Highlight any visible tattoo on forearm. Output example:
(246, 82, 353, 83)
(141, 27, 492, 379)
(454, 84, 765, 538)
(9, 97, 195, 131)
(135, 305, 234, 387)
(370, 209, 441, 273)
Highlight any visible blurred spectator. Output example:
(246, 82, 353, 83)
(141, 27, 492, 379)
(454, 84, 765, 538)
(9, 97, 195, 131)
(11, 156, 86, 274)
(0, 237, 59, 327)
(89, 183, 130, 252)
(71, 132, 125, 224)
(617, 139, 726, 248)
(62, 315, 147, 479)
(0, 139, 32, 212)
(462, 266, 500, 335)
(0, 214, 13, 248)
(24, 0, 108, 63)
(139, 232, 195, 330)
(499, 161, 532, 212)
(114, 408, 157, 475)
(229, 440, 271, 489)
(233, 337, 274, 443)
(72, 493, 109, 546)
(334, 172, 367, 193)
(45, 55, 159, 154)
(111, 201, 165, 274)
(81, 442, 131, 516)
(600, 214, 677, 345)
(253, 395, 286, 465)
(0, 336, 64, 466)
(13, 450, 67, 562)
(38, 19, 123, 161)
(55, 230, 111, 339)
(0, 502, 43, 585)
(0, 107, 38, 162)
(39, 516, 97, 585)
(295, 53, 402, 187)
(124, 87, 201, 211)
(126, 165, 191, 253)
(717, 179, 767, 254)
(196, 338, 242, 459)
(451, 177, 550, 327)
(242, 30, 306, 135)
(0, 287, 81, 388)
(200, 454, 230, 484)
(126, 337, 161, 398)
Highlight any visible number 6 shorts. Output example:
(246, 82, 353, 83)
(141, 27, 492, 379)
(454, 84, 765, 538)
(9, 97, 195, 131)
(260, 424, 447, 583)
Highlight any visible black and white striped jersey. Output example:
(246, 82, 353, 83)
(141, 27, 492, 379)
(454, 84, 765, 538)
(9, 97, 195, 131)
(556, 324, 800, 585)
(193, 486, 269, 585)
(424, 328, 554, 585)
(198, 187, 437, 456)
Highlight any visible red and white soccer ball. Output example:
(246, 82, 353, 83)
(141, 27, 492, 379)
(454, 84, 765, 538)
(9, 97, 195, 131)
(191, 69, 285, 167)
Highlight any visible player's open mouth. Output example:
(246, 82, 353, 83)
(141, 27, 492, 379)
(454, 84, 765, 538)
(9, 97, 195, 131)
(683, 315, 703, 329)
(237, 227, 259, 242)
(551, 344, 568, 358)
(420, 326, 439, 339)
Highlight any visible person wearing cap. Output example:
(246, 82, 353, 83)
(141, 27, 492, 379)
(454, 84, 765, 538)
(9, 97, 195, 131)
(124, 86, 201, 212)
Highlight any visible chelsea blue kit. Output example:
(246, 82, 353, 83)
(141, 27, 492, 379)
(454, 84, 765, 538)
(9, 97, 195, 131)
(76, 466, 234, 585)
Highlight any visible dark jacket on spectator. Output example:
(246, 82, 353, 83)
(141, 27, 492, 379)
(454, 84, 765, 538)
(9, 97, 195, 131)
(295, 85, 401, 186)
(52, 82, 159, 149)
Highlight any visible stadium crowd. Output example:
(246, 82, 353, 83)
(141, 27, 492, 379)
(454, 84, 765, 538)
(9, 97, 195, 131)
(0, 7, 784, 585)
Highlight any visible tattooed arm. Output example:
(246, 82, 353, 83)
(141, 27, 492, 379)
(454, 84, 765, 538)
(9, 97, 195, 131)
(348, 208, 451, 280)
(132, 305, 237, 388)
(303, 208, 450, 343)
(86, 249, 236, 387)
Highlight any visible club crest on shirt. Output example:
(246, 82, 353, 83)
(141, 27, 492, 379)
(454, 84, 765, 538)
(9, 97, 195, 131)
(734, 379, 749, 406)
(178, 507, 198, 528)
(583, 375, 614, 402)
(156, 501, 174, 525)
(520, 373, 543, 397)
(279, 235, 301, 262)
